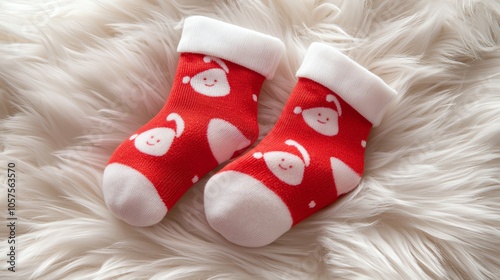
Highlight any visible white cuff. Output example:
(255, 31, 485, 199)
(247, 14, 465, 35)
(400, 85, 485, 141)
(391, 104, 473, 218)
(296, 43, 397, 126)
(177, 16, 285, 79)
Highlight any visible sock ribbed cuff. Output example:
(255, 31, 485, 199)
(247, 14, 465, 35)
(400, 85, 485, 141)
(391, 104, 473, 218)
(177, 16, 285, 79)
(296, 43, 397, 126)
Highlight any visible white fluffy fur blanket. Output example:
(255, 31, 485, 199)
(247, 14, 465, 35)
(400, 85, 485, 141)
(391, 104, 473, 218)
(1, 0, 499, 279)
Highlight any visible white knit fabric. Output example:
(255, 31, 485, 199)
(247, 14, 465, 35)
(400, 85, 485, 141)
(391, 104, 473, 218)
(178, 16, 285, 79)
(103, 163, 167, 226)
(204, 171, 293, 247)
(296, 43, 397, 126)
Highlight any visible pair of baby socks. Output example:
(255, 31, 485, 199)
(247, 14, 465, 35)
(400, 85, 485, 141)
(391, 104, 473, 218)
(102, 16, 396, 247)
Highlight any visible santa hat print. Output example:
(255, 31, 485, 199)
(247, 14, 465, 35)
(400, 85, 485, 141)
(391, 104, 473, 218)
(182, 56, 230, 85)
(253, 139, 310, 168)
(166, 112, 185, 138)
(325, 94, 341, 116)
(203, 56, 229, 73)
(284, 139, 310, 167)
(293, 94, 342, 116)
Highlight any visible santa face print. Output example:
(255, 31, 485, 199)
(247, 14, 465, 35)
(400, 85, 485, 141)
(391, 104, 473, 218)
(261, 151, 305, 186)
(294, 94, 342, 136)
(182, 56, 230, 97)
(301, 107, 339, 136)
(129, 113, 184, 157)
(131, 128, 176, 156)
(254, 140, 310, 186)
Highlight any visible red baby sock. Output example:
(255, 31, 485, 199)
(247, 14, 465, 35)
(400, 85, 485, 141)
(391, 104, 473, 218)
(204, 42, 396, 247)
(102, 16, 284, 226)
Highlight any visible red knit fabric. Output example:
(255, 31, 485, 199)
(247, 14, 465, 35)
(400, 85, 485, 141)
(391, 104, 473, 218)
(220, 78, 372, 225)
(107, 53, 264, 210)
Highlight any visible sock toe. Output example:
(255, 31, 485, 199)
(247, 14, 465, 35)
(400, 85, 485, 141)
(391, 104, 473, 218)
(102, 163, 167, 226)
(204, 171, 293, 247)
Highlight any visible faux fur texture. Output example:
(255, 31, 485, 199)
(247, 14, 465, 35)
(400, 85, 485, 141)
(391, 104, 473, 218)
(1, 0, 499, 279)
